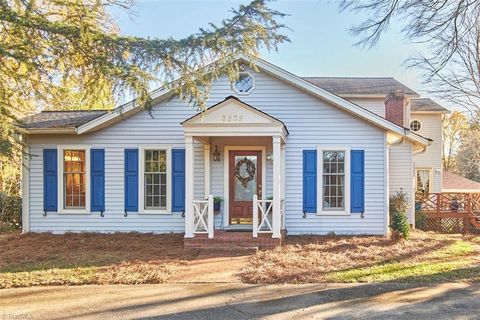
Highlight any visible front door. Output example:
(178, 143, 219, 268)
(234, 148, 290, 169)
(229, 150, 262, 225)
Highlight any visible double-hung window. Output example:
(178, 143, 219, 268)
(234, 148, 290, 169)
(318, 147, 350, 214)
(416, 169, 432, 194)
(58, 146, 90, 213)
(139, 147, 171, 213)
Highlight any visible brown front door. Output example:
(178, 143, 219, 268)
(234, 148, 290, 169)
(229, 150, 262, 225)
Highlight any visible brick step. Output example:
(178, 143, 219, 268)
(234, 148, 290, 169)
(183, 231, 283, 250)
(184, 241, 279, 249)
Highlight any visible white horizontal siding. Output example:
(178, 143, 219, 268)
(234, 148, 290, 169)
(27, 66, 387, 235)
(412, 114, 443, 192)
(389, 142, 415, 222)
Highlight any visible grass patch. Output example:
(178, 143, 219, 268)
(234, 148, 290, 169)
(328, 241, 477, 283)
(239, 231, 480, 284)
(0, 232, 193, 288)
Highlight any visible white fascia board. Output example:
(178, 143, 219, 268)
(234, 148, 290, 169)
(25, 128, 77, 135)
(411, 110, 451, 115)
(405, 132, 431, 146)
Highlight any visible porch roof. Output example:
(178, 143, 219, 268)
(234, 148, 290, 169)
(181, 96, 289, 141)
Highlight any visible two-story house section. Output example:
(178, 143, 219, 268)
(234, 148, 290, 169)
(408, 98, 449, 194)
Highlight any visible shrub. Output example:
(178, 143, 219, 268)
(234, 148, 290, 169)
(0, 192, 22, 232)
(415, 210, 428, 230)
(389, 191, 410, 239)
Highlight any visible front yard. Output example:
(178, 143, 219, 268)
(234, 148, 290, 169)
(239, 231, 480, 283)
(1, 230, 480, 288)
(0, 232, 192, 288)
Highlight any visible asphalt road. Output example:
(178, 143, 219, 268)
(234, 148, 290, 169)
(1, 282, 479, 319)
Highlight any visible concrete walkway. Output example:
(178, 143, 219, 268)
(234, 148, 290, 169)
(1, 282, 479, 319)
(169, 250, 252, 283)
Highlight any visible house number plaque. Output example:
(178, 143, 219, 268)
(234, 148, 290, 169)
(222, 115, 243, 122)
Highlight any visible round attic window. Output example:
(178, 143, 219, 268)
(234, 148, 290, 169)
(233, 72, 254, 95)
(410, 120, 422, 132)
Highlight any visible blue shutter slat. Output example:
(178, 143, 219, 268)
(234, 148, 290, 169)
(350, 150, 365, 213)
(172, 149, 186, 212)
(43, 149, 58, 212)
(303, 150, 317, 213)
(91, 149, 105, 212)
(124, 149, 138, 212)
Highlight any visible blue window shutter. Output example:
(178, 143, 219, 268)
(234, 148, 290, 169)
(303, 150, 317, 213)
(90, 149, 105, 212)
(172, 149, 185, 212)
(351, 150, 365, 213)
(43, 149, 58, 212)
(124, 149, 138, 212)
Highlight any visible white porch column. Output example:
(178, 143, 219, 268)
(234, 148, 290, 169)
(272, 136, 282, 238)
(281, 143, 286, 230)
(204, 144, 211, 198)
(184, 136, 194, 238)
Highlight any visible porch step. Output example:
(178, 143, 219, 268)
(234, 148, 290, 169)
(184, 231, 283, 250)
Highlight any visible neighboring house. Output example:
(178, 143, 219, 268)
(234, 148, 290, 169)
(20, 56, 451, 241)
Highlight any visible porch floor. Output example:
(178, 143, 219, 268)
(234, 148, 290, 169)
(184, 231, 284, 250)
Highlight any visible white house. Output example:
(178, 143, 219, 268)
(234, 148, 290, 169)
(19, 56, 452, 246)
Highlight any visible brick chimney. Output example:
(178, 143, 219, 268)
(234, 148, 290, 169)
(384, 89, 405, 127)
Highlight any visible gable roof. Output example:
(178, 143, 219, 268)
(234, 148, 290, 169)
(410, 98, 450, 113)
(181, 95, 288, 132)
(303, 77, 418, 97)
(443, 171, 480, 192)
(19, 55, 430, 146)
(19, 110, 108, 131)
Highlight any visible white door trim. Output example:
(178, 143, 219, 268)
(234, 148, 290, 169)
(223, 146, 267, 227)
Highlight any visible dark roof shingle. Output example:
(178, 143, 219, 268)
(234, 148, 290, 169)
(19, 110, 108, 129)
(303, 77, 418, 96)
(410, 98, 449, 113)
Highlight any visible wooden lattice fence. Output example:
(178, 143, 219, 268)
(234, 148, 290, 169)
(415, 193, 480, 233)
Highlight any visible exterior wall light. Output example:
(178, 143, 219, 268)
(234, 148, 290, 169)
(213, 145, 221, 162)
(266, 153, 273, 162)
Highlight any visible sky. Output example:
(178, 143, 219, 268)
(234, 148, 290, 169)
(110, 0, 429, 95)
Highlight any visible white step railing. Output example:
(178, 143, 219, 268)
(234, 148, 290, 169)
(280, 198, 285, 230)
(193, 195, 214, 238)
(253, 194, 273, 237)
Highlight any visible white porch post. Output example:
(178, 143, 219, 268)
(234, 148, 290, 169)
(204, 144, 211, 198)
(281, 143, 286, 230)
(184, 136, 194, 238)
(272, 136, 282, 238)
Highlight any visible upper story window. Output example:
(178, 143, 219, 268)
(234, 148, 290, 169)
(410, 119, 422, 132)
(144, 150, 167, 210)
(322, 150, 346, 211)
(233, 72, 254, 95)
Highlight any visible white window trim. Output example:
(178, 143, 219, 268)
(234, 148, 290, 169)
(317, 146, 351, 216)
(232, 71, 255, 95)
(138, 145, 172, 215)
(415, 168, 433, 193)
(57, 145, 91, 215)
(410, 119, 422, 132)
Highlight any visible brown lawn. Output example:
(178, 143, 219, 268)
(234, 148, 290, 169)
(2, 230, 480, 288)
(238, 230, 480, 284)
(0, 232, 193, 288)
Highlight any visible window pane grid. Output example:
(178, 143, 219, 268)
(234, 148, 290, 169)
(144, 150, 167, 210)
(322, 151, 345, 210)
(64, 150, 86, 209)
